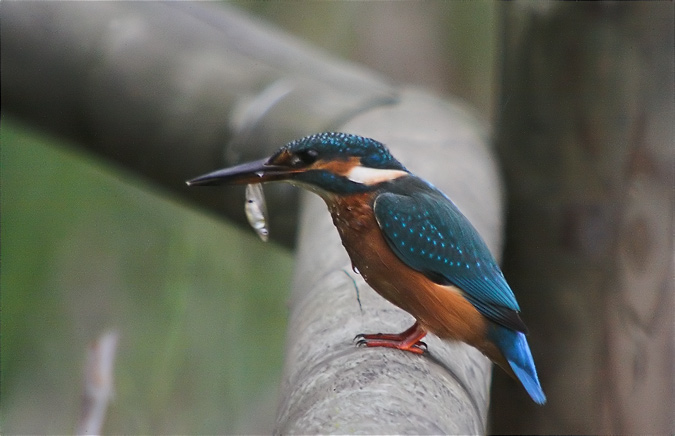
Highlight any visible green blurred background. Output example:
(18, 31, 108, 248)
(1, 2, 496, 433)
(1, 118, 293, 433)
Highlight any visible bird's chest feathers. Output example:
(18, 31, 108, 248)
(325, 193, 488, 344)
(327, 193, 394, 282)
(328, 194, 375, 236)
(326, 193, 412, 304)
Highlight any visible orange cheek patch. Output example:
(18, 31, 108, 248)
(311, 157, 361, 176)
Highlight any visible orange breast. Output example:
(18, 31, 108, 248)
(327, 193, 489, 347)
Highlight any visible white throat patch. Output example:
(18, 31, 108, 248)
(346, 166, 408, 185)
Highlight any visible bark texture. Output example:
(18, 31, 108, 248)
(494, 2, 674, 434)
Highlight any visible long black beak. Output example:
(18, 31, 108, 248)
(186, 158, 294, 186)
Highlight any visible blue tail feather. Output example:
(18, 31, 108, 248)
(489, 325, 546, 404)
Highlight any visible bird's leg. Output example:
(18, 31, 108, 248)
(355, 322, 428, 355)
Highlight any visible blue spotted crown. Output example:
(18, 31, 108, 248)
(282, 132, 407, 170)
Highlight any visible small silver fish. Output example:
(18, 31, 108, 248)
(245, 183, 269, 242)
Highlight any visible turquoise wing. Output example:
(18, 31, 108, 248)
(373, 180, 527, 333)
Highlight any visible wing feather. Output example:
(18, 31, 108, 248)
(373, 179, 527, 333)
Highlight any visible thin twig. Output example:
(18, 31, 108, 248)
(76, 330, 119, 436)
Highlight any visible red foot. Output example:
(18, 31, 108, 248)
(355, 322, 428, 355)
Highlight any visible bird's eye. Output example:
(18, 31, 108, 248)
(290, 149, 318, 167)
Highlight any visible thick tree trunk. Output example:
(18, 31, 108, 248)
(494, 2, 674, 434)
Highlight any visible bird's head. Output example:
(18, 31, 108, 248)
(187, 132, 409, 195)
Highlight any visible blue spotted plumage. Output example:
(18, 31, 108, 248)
(373, 176, 527, 333)
(373, 175, 544, 403)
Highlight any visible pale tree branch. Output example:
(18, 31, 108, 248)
(279, 89, 500, 434)
(2, 1, 395, 248)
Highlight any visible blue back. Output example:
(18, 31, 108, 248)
(373, 176, 527, 333)
(374, 175, 546, 404)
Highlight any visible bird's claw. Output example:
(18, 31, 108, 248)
(353, 332, 428, 354)
(353, 333, 382, 343)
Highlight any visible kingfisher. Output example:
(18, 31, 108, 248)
(187, 132, 546, 404)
